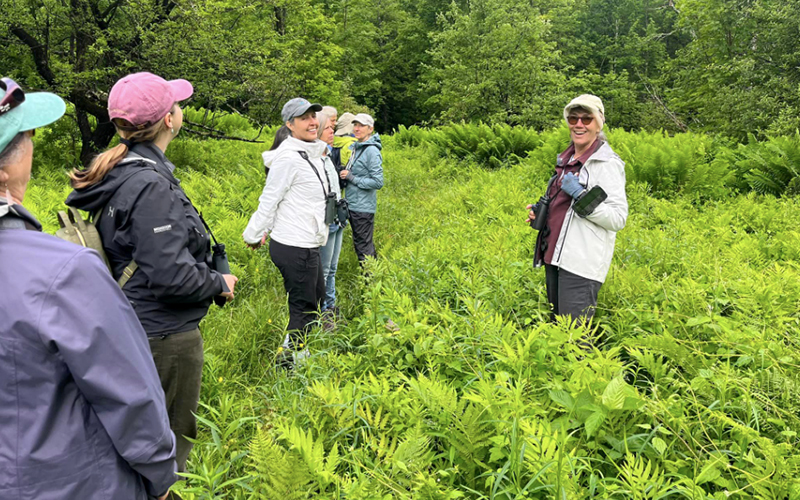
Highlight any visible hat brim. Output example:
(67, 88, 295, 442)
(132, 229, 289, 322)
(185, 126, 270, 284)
(351, 120, 373, 126)
(303, 103, 323, 115)
(168, 79, 194, 102)
(17, 92, 67, 132)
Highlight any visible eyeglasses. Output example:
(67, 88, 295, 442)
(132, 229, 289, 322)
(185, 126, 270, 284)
(567, 115, 594, 126)
(0, 78, 25, 117)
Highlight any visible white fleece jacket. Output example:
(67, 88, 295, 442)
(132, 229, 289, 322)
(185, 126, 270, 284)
(243, 137, 340, 248)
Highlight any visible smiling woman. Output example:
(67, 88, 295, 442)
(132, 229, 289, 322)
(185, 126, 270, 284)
(242, 98, 340, 366)
(528, 94, 628, 336)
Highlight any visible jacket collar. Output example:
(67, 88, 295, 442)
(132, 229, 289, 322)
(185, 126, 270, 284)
(127, 142, 180, 185)
(585, 141, 618, 163)
(353, 133, 382, 150)
(0, 198, 42, 231)
(279, 137, 328, 159)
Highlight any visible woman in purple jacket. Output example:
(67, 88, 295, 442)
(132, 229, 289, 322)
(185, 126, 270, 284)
(0, 79, 177, 499)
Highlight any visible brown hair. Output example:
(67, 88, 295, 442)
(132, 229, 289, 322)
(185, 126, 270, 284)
(70, 105, 175, 189)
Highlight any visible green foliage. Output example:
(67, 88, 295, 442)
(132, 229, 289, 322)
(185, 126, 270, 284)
(395, 123, 541, 168)
(608, 128, 730, 199)
(423, 0, 567, 128)
(715, 132, 800, 196)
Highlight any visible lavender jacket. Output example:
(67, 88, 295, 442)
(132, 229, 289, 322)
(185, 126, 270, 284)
(0, 202, 177, 499)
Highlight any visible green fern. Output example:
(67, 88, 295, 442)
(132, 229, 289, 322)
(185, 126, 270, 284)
(248, 426, 316, 500)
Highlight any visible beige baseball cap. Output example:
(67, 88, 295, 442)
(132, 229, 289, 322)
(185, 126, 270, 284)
(335, 112, 355, 136)
(563, 94, 605, 128)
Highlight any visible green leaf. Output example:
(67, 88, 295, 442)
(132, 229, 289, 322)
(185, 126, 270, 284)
(549, 390, 575, 410)
(687, 316, 713, 327)
(696, 463, 721, 485)
(584, 411, 606, 437)
(601, 377, 627, 410)
(652, 437, 667, 455)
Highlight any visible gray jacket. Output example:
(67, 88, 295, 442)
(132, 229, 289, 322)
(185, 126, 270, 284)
(0, 201, 177, 499)
(535, 142, 628, 283)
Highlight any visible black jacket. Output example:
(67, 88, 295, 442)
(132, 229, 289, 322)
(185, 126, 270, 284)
(66, 143, 226, 336)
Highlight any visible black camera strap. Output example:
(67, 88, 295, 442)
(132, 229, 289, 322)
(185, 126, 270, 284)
(298, 151, 332, 200)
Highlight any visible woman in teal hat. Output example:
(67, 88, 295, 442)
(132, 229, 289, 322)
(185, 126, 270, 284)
(0, 78, 177, 499)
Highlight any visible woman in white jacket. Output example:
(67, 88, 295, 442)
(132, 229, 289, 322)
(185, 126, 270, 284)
(527, 94, 628, 325)
(243, 98, 339, 355)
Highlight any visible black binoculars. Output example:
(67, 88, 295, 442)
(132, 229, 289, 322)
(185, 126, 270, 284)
(211, 243, 230, 307)
(529, 196, 550, 231)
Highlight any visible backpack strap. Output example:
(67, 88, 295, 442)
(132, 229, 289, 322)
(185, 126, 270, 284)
(117, 262, 139, 288)
(95, 160, 158, 287)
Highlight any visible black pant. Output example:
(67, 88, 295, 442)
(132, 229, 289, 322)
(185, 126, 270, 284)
(148, 328, 204, 473)
(544, 264, 603, 325)
(269, 239, 325, 346)
(350, 211, 376, 261)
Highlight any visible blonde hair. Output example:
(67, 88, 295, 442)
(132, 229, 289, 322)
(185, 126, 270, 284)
(316, 112, 332, 140)
(70, 105, 175, 189)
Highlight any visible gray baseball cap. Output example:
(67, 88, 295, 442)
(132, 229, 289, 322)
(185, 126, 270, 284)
(281, 97, 322, 122)
(352, 113, 374, 127)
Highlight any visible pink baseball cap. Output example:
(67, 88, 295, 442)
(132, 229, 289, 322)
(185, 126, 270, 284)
(108, 72, 193, 130)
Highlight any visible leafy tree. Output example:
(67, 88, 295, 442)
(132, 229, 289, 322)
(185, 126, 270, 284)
(422, 0, 568, 128)
(0, 0, 341, 166)
(664, 0, 800, 139)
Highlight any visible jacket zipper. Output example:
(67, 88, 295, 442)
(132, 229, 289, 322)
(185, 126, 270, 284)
(555, 165, 591, 265)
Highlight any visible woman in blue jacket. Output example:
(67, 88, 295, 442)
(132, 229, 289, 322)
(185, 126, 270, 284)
(339, 113, 383, 262)
(0, 79, 176, 499)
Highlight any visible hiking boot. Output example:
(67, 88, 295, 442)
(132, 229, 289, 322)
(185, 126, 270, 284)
(331, 306, 348, 326)
(274, 348, 294, 370)
(321, 309, 336, 332)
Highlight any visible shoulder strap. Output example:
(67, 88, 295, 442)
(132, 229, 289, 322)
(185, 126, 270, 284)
(346, 142, 378, 170)
(117, 262, 139, 288)
(97, 162, 158, 288)
(298, 151, 332, 198)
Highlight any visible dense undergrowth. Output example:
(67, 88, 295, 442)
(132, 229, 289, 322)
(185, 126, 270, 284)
(396, 124, 800, 200)
(22, 121, 800, 499)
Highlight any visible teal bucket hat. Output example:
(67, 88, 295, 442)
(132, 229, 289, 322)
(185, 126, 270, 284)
(0, 78, 66, 154)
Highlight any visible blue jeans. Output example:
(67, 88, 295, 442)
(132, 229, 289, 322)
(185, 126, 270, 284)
(319, 223, 344, 310)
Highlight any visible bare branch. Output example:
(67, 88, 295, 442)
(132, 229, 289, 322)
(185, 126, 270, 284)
(639, 75, 689, 132)
(183, 120, 266, 143)
(10, 26, 57, 86)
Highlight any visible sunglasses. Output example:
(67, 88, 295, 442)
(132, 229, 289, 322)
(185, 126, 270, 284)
(0, 78, 25, 117)
(567, 115, 594, 126)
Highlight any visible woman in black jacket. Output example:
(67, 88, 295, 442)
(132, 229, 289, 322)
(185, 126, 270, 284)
(66, 72, 238, 476)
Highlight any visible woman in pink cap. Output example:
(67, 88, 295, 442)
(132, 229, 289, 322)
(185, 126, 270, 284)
(66, 72, 238, 479)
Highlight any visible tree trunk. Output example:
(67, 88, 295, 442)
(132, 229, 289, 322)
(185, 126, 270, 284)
(76, 109, 117, 166)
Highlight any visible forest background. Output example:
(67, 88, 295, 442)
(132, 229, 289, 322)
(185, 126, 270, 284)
(3, 0, 800, 165)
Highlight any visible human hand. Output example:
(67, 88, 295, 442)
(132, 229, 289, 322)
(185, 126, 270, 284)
(339, 169, 349, 180)
(561, 172, 584, 199)
(525, 203, 538, 223)
(157, 493, 169, 500)
(246, 233, 267, 250)
(219, 274, 239, 302)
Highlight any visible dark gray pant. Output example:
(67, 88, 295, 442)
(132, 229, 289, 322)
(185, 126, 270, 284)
(350, 211, 376, 261)
(269, 239, 325, 346)
(544, 264, 602, 325)
(148, 328, 204, 473)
